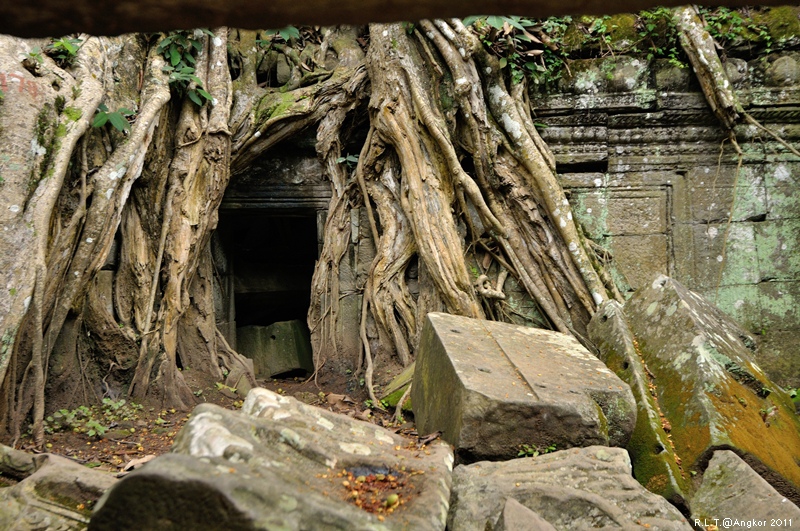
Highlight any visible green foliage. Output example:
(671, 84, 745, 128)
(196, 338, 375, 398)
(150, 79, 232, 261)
(46, 37, 82, 66)
(587, 15, 613, 48)
(266, 26, 301, 41)
(157, 29, 214, 106)
(256, 26, 301, 50)
(364, 398, 390, 410)
(637, 7, 685, 68)
(336, 154, 359, 168)
(517, 443, 557, 457)
(92, 104, 135, 133)
(41, 398, 143, 438)
(25, 46, 44, 65)
(464, 15, 553, 86)
(700, 6, 773, 53)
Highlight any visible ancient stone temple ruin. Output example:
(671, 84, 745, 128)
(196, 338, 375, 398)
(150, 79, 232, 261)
(210, 51, 800, 389)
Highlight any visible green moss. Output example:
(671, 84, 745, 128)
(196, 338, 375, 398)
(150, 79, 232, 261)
(63, 107, 82, 122)
(381, 386, 412, 412)
(33, 483, 94, 518)
(757, 6, 800, 43)
(562, 22, 588, 50)
(255, 90, 298, 122)
(606, 14, 639, 45)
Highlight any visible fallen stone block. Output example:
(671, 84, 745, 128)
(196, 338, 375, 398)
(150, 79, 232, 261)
(448, 446, 691, 531)
(412, 312, 636, 462)
(691, 450, 800, 530)
(588, 300, 690, 509)
(0, 445, 116, 530)
(625, 275, 800, 504)
(236, 320, 313, 377)
(89, 388, 453, 530)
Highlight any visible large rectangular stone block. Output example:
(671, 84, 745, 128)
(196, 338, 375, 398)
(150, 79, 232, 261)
(625, 275, 800, 504)
(412, 313, 636, 462)
(236, 320, 313, 378)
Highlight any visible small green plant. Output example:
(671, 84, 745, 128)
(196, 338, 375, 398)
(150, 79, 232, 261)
(464, 15, 549, 86)
(266, 26, 300, 42)
(47, 37, 82, 66)
(25, 46, 45, 65)
(92, 104, 135, 133)
(336, 154, 359, 168)
(41, 398, 143, 438)
(256, 26, 301, 50)
(517, 443, 557, 457)
(637, 7, 686, 68)
(157, 30, 214, 106)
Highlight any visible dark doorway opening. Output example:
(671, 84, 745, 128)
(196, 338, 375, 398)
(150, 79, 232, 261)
(216, 211, 318, 328)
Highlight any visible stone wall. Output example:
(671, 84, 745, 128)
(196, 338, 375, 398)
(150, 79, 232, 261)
(532, 53, 800, 388)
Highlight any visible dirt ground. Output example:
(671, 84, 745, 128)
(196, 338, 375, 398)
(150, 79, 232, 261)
(4, 372, 414, 476)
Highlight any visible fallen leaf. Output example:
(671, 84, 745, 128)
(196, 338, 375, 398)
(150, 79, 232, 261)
(123, 454, 156, 472)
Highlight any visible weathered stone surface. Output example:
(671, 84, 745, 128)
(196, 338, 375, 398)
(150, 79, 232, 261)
(495, 498, 556, 531)
(766, 56, 800, 86)
(535, 50, 800, 391)
(0, 445, 116, 530)
(691, 450, 800, 530)
(625, 275, 800, 503)
(90, 388, 453, 530)
(588, 300, 690, 508)
(236, 320, 313, 377)
(448, 446, 691, 531)
(412, 312, 636, 462)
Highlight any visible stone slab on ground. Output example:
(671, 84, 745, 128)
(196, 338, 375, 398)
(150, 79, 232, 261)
(89, 388, 453, 530)
(448, 446, 691, 531)
(588, 300, 690, 508)
(625, 275, 800, 504)
(412, 312, 636, 462)
(691, 450, 800, 530)
(236, 320, 313, 377)
(0, 445, 117, 531)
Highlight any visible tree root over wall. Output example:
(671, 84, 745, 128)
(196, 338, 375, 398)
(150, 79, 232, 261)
(0, 13, 761, 441)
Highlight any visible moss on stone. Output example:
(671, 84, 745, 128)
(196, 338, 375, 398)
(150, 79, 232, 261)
(757, 6, 800, 43)
(62, 107, 82, 122)
(562, 22, 589, 51)
(606, 14, 639, 48)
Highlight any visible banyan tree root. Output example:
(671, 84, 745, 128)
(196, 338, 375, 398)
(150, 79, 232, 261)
(335, 20, 624, 399)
